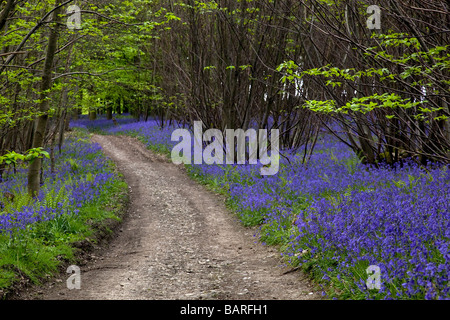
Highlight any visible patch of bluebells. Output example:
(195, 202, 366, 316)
(106, 119, 180, 152)
(288, 162, 450, 298)
(72, 115, 181, 154)
(71, 118, 450, 299)
(0, 131, 116, 235)
(225, 141, 450, 299)
(69, 113, 138, 133)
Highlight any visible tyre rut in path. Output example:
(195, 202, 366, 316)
(24, 134, 321, 300)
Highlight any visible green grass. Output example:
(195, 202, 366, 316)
(0, 164, 128, 299)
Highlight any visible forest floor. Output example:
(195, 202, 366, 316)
(15, 134, 320, 300)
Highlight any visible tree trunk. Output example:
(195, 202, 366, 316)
(0, 0, 15, 32)
(89, 109, 97, 120)
(106, 106, 113, 120)
(27, 0, 61, 197)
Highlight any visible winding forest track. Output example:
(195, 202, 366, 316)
(20, 134, 320, 300)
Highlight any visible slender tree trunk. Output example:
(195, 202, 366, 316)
(106, 105, 113, 120)
(89, 109, 97, 120)
(59, 109, 67, 153)
(0, 0, 15, 32)
(27, 0, 61, 197)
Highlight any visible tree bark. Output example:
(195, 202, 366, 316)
(89, 109, 97, 120)
(0, 0, 15, 32)
(27, 0, 62, 197)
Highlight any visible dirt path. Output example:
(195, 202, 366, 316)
(19, 134, 320, 300)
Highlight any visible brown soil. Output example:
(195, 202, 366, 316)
(14, 134, 321, 300)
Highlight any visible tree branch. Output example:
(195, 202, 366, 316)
(52, 68, 127, 80)
(0, 0, 73, 74)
